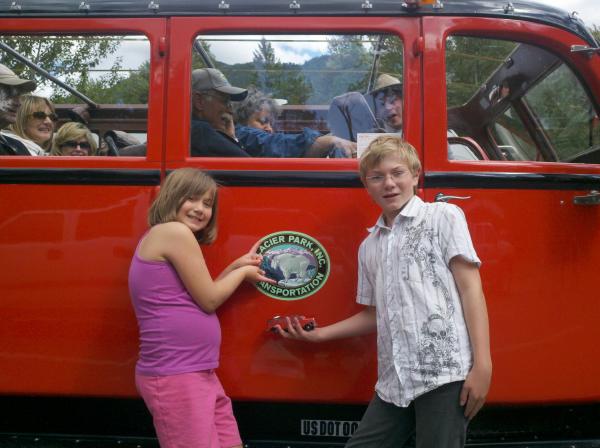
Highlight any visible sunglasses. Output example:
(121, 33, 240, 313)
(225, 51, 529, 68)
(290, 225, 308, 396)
(61, 140, 91, 150)
(31, 111, 58, 121)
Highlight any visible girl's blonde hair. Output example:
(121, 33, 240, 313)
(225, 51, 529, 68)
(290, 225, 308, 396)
(359, 135, 422, 182)
(51, 122, 98, 156)
(148, 168, 218, 244)
(11, 95, 56, 151)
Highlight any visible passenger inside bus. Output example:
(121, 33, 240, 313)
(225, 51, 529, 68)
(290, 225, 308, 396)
(233, 87, 278, 134)
(328, 91, 381, 142)
(327, 73, 403, 143)
(369, 73, 403, 135)
(233, 87, 356, 158)
(7, 94, 56, 155)
(51, 122, 98, 156)
(0, 63, 36, 156)
(190, 68, 250, 157)
(190, 68, 356, 158)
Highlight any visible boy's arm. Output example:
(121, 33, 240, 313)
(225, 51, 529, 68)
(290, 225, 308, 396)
(274, 306, 376, 342)
(450, 256, 492, 421)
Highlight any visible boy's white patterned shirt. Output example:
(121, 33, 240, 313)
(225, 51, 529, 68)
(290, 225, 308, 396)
(356, 195, 480, 407)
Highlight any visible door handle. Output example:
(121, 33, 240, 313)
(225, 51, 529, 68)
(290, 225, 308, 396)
(434, 193, 471, 203)
(573, 190, 600, 205)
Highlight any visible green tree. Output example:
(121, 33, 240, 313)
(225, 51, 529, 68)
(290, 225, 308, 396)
(590, 25, 600, 44)
(446, 36, 516, 107)
(54, 61, 149, 104)
(191, 39, 218, 70)
(326, 35, 371, 93)
(1, 35, 123, 103)
(377, 35, 404, 86)
(251, 37, 311, 104)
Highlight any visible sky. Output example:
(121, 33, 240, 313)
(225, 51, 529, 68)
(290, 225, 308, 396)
(533, 0, 600, 27)
(205, 1, 600, 66)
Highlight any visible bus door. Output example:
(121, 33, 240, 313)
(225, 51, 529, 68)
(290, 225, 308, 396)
(422, 16, 600, 404)
(163, 14, 422, 441)
(0, 18, 167, 397)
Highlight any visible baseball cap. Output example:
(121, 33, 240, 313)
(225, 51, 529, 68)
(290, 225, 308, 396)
(192, 68, 247, 101)
(0, 63, 36, 91)
(369, 73, 402, 95)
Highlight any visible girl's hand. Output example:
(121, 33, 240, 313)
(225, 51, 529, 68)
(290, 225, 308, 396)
(460, 362, 492, 420)
(273, 316, 322, 343)
(243, 265, 275, 285)
(230, 240, 263, 270)
(219, 240, 264, 281)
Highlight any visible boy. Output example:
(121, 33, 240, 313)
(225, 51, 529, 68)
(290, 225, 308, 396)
(276, 135, 491, 447)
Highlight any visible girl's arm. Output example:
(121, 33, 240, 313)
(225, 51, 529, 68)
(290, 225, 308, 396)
(450, 256, 492, 421)
(156, 222, 271, 313)
(275, 306, 376, 342)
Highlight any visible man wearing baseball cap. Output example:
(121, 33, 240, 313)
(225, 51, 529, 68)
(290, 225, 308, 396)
(0, 63, 36, 156)
(369, 73, 403, 135)
(190, 68, 250, 157)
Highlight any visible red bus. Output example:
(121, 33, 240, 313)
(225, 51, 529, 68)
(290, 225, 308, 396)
(1, 0, 599, 445)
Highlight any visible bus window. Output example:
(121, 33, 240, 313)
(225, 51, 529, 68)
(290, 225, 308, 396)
(189, 33, 403, 158)
(0, 34, 149, 157)
(446, 36, 600, 163)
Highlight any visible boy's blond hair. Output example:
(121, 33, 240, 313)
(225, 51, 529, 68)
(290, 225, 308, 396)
(359, 135, 421, 182)
(148, 168, 219, 244)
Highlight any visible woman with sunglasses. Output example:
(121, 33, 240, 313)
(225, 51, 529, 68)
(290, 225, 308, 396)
(4, 95, 57, 155)
(51, 122, 98, 156)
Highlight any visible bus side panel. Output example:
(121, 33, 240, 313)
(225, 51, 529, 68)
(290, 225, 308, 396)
(0, 182, 155, 396)
(202, 185, 379, 403)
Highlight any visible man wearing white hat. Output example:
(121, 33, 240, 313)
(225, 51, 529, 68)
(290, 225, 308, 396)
(0, 63, 36, 156)
(369, 73, 403, 135)
(190, 68, 250, 157)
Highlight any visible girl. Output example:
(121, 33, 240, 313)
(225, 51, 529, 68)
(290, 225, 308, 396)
(129, 168, 272, 448)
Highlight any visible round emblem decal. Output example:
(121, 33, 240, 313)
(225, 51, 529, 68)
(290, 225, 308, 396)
(255, 231, 330, 301)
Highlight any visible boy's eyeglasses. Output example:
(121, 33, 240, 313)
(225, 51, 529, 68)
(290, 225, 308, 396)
(365, 170, 408, 185)
(61, 140, 91, 150)
(30, 111, 58, 121)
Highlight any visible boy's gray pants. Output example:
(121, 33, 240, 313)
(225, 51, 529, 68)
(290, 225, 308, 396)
(345, 381, 468, 448)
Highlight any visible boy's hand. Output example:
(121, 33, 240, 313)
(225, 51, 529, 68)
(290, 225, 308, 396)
(274, 316, 322, 343)
(460, 362, 492, 420)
